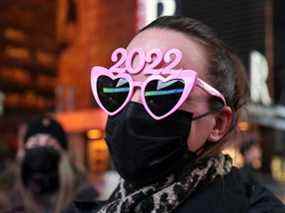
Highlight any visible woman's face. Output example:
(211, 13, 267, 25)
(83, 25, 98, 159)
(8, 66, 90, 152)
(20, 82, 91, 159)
(127, 28, 232, 152)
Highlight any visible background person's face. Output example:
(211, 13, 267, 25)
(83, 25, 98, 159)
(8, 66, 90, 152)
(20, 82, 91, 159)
(126, 28, 218, 152)
(19, 134, 62, 195)
(244, 145, 262, 169)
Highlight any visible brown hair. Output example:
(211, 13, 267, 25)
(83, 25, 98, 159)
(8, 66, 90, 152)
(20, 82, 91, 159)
(140, 16, 249, 154)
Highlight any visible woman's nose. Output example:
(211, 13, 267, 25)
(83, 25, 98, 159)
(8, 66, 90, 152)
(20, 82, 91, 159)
(131, 88, 141, 103)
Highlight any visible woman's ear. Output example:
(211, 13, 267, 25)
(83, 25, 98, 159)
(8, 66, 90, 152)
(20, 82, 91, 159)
(208, 106, 233, 142)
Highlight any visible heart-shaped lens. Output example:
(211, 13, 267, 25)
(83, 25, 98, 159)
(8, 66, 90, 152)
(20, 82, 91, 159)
(97, 75, 130, 113)
(144, 79, 185, 117)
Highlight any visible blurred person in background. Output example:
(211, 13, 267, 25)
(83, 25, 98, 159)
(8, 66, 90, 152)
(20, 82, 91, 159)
(240, 140, 263, 182)
(0, 123, 27, 210)
(70, 16, 285, 212)
(65, 139, 120, 211)
(0, 148, 17, 210)
(5, 115, 81, 213)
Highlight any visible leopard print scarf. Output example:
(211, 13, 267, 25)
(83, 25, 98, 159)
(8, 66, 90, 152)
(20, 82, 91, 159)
(97, 154, 233, 213)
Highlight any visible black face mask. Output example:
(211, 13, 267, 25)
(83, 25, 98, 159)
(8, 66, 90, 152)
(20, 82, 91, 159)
(21, 146, 60, 195)
(105, 102, 196, 185)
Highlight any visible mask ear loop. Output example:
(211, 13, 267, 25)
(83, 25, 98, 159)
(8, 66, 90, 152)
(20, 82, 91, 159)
(176, 102, 229, 177)
(192, 110, 217, 121)
(192, 100, 225, 121)
(195, 111, 237, 159)
(191, 101, 227, 157)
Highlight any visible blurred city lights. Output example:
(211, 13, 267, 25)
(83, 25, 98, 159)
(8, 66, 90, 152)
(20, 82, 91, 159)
(87, 129, 103, 140)
(238, 121, 250, 132)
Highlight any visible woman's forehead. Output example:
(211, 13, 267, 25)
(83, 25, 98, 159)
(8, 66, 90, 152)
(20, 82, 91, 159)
(127, 28, 208, 79)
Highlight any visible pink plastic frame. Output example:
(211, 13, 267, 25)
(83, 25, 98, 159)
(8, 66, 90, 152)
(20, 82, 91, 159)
(91, 66, 227, 120)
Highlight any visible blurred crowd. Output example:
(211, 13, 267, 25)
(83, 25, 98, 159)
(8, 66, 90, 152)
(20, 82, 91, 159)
(0, 115, 119, 212)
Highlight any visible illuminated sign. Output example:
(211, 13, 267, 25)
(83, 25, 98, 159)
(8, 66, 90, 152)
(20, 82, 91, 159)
(250, 50, 272, 105)
(137, 0, 177, 29)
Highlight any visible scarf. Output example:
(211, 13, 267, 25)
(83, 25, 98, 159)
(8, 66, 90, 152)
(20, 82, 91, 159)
(97, 154, 233, 213)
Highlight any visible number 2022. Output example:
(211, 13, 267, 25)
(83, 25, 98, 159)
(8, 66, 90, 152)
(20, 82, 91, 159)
(109, 48, 183, 75)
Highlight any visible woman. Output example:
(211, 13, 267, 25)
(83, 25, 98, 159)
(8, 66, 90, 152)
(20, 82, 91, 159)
(75, 16, 285, 212)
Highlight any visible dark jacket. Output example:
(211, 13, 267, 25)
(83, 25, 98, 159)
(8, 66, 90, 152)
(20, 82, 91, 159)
(67, 168, 285, 213)
(175, 168, 284, 213)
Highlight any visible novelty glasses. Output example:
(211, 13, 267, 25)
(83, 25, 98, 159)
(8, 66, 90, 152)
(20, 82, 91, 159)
(91, 48, 227, 120)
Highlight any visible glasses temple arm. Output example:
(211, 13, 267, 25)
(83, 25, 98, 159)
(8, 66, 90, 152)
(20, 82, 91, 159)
(196, 78, 227, 106)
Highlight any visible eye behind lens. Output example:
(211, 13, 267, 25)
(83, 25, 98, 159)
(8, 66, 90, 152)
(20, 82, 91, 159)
(97, 75, 131, 112)
(144, 79, 185, 117)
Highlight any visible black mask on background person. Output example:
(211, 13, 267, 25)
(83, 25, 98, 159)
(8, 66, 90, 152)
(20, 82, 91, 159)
(21, 146, 60, 195)
(105, 102, 196, 185)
